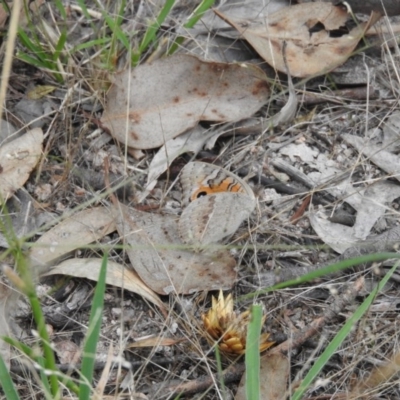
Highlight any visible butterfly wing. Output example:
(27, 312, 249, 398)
(178, 192, 256, 246)
(180, 161, 255, 207)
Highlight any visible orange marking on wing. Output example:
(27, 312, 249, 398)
(190, 178, 244, 201)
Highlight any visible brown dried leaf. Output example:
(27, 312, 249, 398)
(30, 207, 116, 269)
(101, 54, 269, 149)
(45, 258, 166, 313)
(215, 4, 381, 77)
(0, 128, 43, 204)
(349, 351, 400, 399)
(145, 126, 210, 192)
(309, 208, 357, 254)
(114, 204, 237, 295)
(53, 340, 81, 365)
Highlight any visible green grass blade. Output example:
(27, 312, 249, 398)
(3, 336, 52, 395)
(3, 336, 79, 396)
(16, 52, 51, 69)
(20, 2, 43, 50)
(168, 0, 214, 54)
(0, 203, 18, 247)
(102, 0, 128, 69)
(132, 0, 176, 65)
(9, 249, 60, 398)
(0, 351, 20, 400)
(78, 253, 108, 400)
(214, 345, 226, 397)
(71, 37, 111, 53)
(240, 252, 400, 301)
(245, 305, 262, 400)
(0, 1, 10, 14)
(292, 261, 399, 400)
(75, 0, 93, 22)
(28, 290, 60, 396)
(139, 0, 175, 52)
(17, 29, 48, 64)
(114, 0, 127, 27)
(102, 8, 130, 51)
(184, 0, 214, 28)
(75, 0, 97, 32)
(53, 0, 67, 20)
(52, 30, 67, 62)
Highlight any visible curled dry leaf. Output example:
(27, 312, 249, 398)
(145, 125, 210, 193)
(0, 128, 44, 204)
(114, 203, 237, 295)
(101, 54, 269, 149)
(30, 207, 116, 270)
(44, 258, 166, 313)
(309, 207, 358, 254)
(215, 3, 381, 77)
(266, 72, 297, 127)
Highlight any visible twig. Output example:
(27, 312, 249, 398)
(145, 361, 245, 398)
(269, 277, 365, 355)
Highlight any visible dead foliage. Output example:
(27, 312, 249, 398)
(1, 0, 400, 399)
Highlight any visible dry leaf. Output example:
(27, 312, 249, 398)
(195, 0, 289, 39)
(0, 128, 43, 204)
(353, 181, 400, 240)
(309, 208, 357, 254)
(53, 340, 81, 365)
(128, 336, 185, 348)
(114, 204, 237, 295)
(343, 133, 400, 184)
(267, 72, 297, 127)
(0, 190, 43, 248)
(215, 4, 381, 77)
(235, 353, 289, 400)
(101, 54, 269, 149)
(30, 207, 116, 269)
(145, 125, 210, 192)
(349, 351, 400, 399)
(45, 258, 166, 313)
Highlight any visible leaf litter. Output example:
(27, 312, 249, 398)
(3, 0, 400, 398)
(101, 54, 270, 149)
(113, 202, 237, 295)
(0, 128, 43, 204)
(215, 3, 381, 77)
